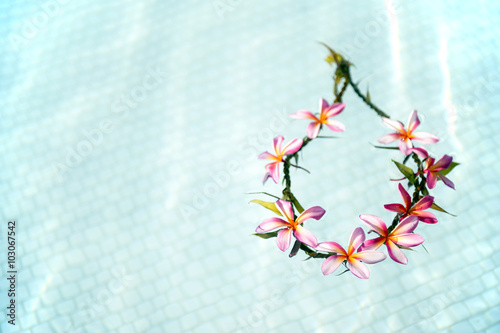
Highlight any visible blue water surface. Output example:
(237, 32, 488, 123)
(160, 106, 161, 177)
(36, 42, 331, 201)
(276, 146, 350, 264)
(0, 1, 499, 332)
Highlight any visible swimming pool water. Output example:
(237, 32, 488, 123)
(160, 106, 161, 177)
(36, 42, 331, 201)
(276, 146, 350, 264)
(1, 1, 499, 332)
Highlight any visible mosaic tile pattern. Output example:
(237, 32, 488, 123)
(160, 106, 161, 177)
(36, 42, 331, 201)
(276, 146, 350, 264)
(1, 0, 499, 332)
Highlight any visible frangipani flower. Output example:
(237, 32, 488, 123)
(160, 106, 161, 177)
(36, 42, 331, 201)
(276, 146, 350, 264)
(255, 199, 325, 252)
(290, 98, 345, 139)
(316, 227, 386, 279)
(378, 110, 439, 155)
(359, 215, 424, 265)
(422, 154, 455, 190)
(384, 183, 437, 224)
(259, 136, 303, 184)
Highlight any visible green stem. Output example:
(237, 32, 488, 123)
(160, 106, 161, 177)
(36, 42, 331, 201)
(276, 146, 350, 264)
(283, 136, 312, 192)
(287, 161, 310, 174)
(345, 67, 390, 118)
(300, 243, 330, 259)
(334, 79, 349, 103)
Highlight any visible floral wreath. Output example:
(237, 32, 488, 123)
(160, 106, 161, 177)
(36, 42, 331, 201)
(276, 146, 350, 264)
(251, 45, 458, 279)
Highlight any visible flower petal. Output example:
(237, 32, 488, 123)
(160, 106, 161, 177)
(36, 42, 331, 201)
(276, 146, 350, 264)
(392, 215, 419, 235)
(289, 110, 318, 120)
(324, 119, 345, 132)
(347, 258, 370, 279)
(351, 250, 387, 264)
(360, 237, 386, 251)
(398, 183, 412, 209)
(255, 226, 266, 233)
(438, 174, 455, 190)
(359, 215, 387, 236)
(424, 157, 435, 171)
(411, 146, 429, 159)
(412, 195, 434, 211)
(306, 122, 322, 139)
(324, 103, 345, 118)
(392, 233, 424, 247)
(411, 210, 438, 224)
(258, 151, 278, 160)
(384, 204, 406, 213)
(293, 226, 318, 247)
(407, 110, 420, 133)
(378, 133, 401, 144)
(382, 117, 405, 132)
(432, 155, 453, 171)
(321, 255, 345, 275)
(266, 162, 280, 184)
(348, 227, 366, 255)
(281, 138, 303, 155)
(296, 206, 326, 225)
(420, 217, 438, 224)
(276, 228, 292, 252)
(399, 138, 413, 155)
(316, 242, 346, 255)
(273, 136, 284, 156)
(275, 199, 295, 223)
(386, 239, 408, 264)
(256, 217, 289, 232)
(411, 132, 439, 144)
(426, 171, 438, 189)
(319, 98, 329, 113)
(262, 172, 272, 184)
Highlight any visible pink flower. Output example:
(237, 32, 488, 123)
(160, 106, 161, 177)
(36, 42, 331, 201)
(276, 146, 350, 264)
(378, 110, 439, 155)
(422, 155, 455, 190)
(359, 215, 424, 265)
(316, 227, 386, 279)
(290, 98, 345, 139)
(258, 136, 303, 184)
(255, 199, 325, 251)
(384, 183, 437, 224)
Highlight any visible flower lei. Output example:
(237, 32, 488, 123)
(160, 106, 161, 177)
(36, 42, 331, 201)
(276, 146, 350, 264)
(251, 45, 459, 279)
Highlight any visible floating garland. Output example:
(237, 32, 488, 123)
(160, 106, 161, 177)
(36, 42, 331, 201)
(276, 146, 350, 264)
(251, 45, 458, 279)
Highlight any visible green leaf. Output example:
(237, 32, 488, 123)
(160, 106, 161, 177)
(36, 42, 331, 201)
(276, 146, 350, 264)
(253, 231, 278, 239)
(247, 192, 281, 200)
(335, 74, 343, 85)
(336, 268, 350, 276)
(439, 162, 459, 176)
(320, 42, 344, 65)
(393, 160, 416, 184)
(366, 87, 371, 103)
(317, 135, 340, 139)
(290, 196, 304, 213)
(421, 186, 429, 196)
(403, 154, 411, 165)
(371, 144, 400, 150)
(325, 55, 335, 65)
(249, 199, 282, 216)
(430, 201, 457, 217)
(289, 240, 301, 258)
